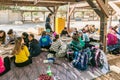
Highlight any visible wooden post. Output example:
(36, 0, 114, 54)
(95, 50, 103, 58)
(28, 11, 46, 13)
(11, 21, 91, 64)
(93, 11, 94, 21)
(67, 2, 75, 30)
(87, 0, 108, 52)
(31, 11, 32, 21)
(67, 4, 70, 30)
(109, 10, 113, 26)
(53, 7, 56, 31)
(73, 12, 75, 20)
(43, 12, 46, 21)
(100, 0, 108, 52)
(100, 14, 107, 52)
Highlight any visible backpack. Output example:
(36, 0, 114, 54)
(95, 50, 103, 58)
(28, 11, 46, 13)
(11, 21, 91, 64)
(66, 49, 74, 62)
(0, 57, 5, 74)
(90, 47, 104, 68)
(72, 51, 88, 70)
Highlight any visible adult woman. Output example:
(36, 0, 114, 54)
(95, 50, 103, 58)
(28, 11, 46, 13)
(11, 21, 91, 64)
(28, 34, 41, 57)
(45, 13, 52, 32)
(0, 30, 6, 45)
(12, 37, 32, 67)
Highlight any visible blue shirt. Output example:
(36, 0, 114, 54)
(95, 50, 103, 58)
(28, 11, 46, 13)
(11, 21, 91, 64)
(39, 35, 52, 47)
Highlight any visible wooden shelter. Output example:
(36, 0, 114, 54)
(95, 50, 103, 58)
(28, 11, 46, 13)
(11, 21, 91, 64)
(0, 0, 109, 52)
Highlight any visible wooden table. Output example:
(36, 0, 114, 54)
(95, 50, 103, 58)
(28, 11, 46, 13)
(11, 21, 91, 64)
(0, 45, 14, 58)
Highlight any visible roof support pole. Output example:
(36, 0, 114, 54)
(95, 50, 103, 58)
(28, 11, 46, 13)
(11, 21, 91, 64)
(87, 0, 108, 52)
(67, 2, 75, 31)
(100, 0, 108, 52)
(53, 6, 59, 31)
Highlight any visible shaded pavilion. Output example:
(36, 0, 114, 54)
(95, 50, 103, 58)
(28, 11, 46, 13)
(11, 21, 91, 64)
(0, 0, 109, 52)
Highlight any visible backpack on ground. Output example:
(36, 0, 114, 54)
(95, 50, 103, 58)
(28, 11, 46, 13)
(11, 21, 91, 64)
(0, 57, 5, 74)
(90, 47, 104, 68)
(72, 51, 88, 70)
(66, 49, 74, 62)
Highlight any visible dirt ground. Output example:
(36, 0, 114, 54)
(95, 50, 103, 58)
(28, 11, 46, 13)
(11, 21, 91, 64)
(96, 54, 120, 80)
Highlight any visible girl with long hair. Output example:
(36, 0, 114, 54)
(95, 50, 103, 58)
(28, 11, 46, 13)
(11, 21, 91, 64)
(12, 37, 32, 67)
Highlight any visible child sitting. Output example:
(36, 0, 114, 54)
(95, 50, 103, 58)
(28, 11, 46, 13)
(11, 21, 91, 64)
(28, 34, 41, 57)
(49, 35, 62, 54)
(12, 37, 32, 67)
(0, 56, 11, 76)
(69, 34, 83, 51)
(39, 31, 52, 49)
(6, 29, 18, 45)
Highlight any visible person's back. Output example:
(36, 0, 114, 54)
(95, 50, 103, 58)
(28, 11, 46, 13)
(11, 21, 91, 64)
(50, 35, 61, 52)
(29, 39, 41, 57)
(39, 35, 52, 48)
(15, 46, 30, 63)
(70, 34, 82, 51)
(107, 33, 118, 46)
(12, 37, 32, 67)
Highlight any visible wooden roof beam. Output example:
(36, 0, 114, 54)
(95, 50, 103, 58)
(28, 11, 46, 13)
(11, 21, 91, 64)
(0, 2, 64, 7)
(86, 0, 102, 17)
(96, 0, 109, 18)
(35, 0, 83, 3)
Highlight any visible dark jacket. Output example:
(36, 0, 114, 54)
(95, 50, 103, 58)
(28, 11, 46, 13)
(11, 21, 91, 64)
(29, 39, 41, 57)
(60, 30, 70, 37)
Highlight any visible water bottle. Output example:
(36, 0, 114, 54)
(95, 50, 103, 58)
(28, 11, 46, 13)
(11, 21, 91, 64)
(47, 66, 52, 76)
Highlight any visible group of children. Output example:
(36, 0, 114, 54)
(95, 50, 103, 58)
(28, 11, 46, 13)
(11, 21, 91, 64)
(0, 25, 97, 76)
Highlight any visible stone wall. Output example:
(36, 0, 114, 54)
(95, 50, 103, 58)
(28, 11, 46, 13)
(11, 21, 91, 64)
(0, 10, 22, 24)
